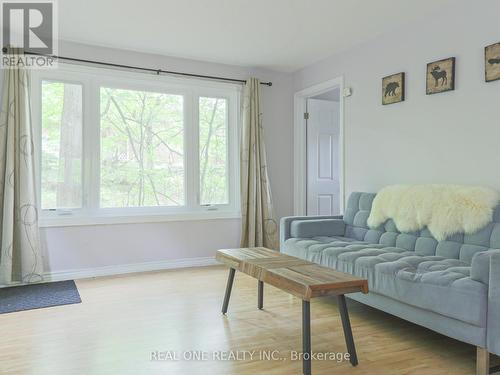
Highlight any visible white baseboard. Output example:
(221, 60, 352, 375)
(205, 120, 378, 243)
(43, 256, 220, 282)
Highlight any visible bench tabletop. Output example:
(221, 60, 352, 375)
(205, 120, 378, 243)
(216, 248, 368, 300)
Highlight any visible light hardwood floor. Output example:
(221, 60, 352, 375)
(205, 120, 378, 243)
(0, 266, 494, 375)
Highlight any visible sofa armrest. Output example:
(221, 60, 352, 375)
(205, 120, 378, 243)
(290, 219, 345, 239)
(471, 250, 500, 285)
(280, 215, 344, 249)
(471, 250, 500, 355)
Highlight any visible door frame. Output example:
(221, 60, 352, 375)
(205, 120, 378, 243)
(293, 76, 345, 216)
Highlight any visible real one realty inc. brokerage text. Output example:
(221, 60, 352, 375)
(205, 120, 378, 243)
(151, 350, 351, 362)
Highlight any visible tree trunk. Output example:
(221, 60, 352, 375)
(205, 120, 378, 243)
(56, 85, 81, 208)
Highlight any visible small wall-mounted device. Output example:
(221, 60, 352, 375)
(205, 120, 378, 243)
(343, 87, 352, 97)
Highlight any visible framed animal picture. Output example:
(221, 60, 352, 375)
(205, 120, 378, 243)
(426, 57, 455, 95)
(382, 72, 405, 105)
(485, 42, 500, 82)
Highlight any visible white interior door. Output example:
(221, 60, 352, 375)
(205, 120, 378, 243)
(306, 99, 340, 216)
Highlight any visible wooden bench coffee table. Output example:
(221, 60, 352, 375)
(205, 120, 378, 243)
(216, 247, 368, 375)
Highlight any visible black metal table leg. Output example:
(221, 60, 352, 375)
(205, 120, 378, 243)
(258, 281, 264, 310)
(222, 268, 235, 315)
(337, 295, 358, 366)
(302, 300, 311, 375)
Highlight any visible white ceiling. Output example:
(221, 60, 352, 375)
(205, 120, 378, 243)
(59, 0, 452, 72)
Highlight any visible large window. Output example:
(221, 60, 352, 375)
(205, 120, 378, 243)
(100, 87, 185, 208)
(33, 65, 240, 226)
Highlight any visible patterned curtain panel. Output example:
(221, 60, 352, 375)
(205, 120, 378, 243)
(240, 78, 278, 249)
(0, 48, 43, 285)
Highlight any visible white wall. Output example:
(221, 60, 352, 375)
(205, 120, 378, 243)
(0, 41, 294, 276)
(293, 0, 500, 201)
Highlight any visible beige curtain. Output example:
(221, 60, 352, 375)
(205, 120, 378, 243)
(240, 78, 278, 249)
(0, 49, 43, 285)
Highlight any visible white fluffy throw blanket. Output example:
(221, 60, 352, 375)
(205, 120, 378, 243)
(367, 185, 500, 241)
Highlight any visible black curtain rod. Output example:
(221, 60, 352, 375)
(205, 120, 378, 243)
(1, 47, 272, 86)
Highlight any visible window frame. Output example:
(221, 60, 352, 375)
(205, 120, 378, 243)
(31, 63, 241, 227)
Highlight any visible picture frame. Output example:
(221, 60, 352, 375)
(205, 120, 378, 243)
(485, 42, 500, 82)
(382, 72, 405, 105)
(426, 57, 455, 95)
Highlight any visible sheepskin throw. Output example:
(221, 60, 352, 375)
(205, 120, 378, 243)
(367, 185, 500, 241)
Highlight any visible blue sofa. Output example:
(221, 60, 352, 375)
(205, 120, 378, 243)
(280, 192, 500, 374)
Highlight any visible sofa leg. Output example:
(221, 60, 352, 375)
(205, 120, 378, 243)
(477, 347, 489, 375)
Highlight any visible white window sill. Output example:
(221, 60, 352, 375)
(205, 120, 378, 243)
(39, 211, 242, 228)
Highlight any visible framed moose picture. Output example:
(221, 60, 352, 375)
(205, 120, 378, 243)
(485, 42, 500, 82)
(426, 57, 455, 95)
(382, 72, 405, 105)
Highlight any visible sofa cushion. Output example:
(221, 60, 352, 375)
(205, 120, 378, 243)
(283, 236, 360, 263)
(375, 258, 487, 327)
(341, 192, 500, 265)
(282, 237, 488, 327)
